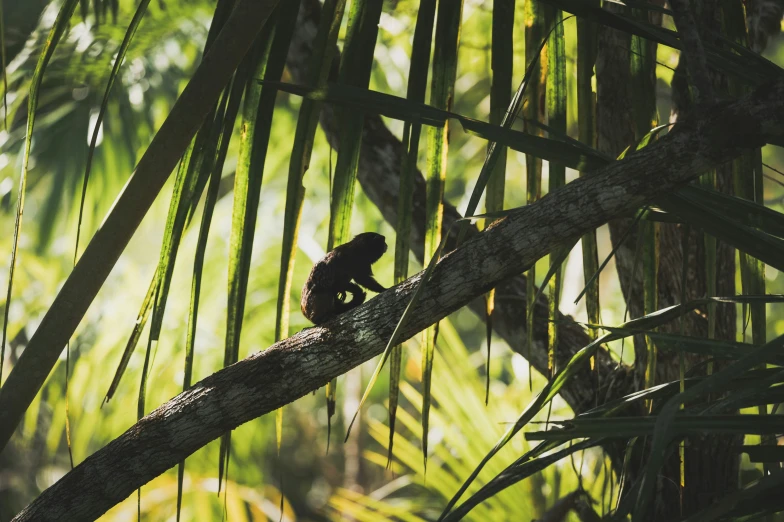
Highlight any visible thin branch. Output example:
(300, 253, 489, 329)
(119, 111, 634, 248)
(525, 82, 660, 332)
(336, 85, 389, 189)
(13, 75, 784, 521)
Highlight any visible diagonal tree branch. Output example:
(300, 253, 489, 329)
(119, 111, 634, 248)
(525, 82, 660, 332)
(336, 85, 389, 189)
(286, 0, 621, 417)
(13, 76, 784, 521)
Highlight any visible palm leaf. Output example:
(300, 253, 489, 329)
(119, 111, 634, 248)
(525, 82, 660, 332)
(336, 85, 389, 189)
(482, 0, 515, 408)
(0, 0, 8, 127)
(268, 81, 610, 172)
(420, 0, 463, 474)
(657, 192, 784, 272)
(577, 0, 601, 349)
(1, 0, 80, 387)
(634, 330, 784, 518)
(540, 0, 780, 84)
(221, 1, 298, 490)
(106, 0, 243, 405)
(741, 445, 784, 463)
(526, 413, 784, 441)
(546, 9, 567, 375)
(274, 0, 346, 468)
(457, 15, 570, 244)
(440, 295, 784, 519)
(441, 439, 600, 522)
(323, 0, 384, 450)
(103, 266, 158, 402)
(0, 0, 284, 454)
(524, 0, 547, 391)
(682, 469, 784, 521)
(389, 0, 437, 467)
(75, 0, 153, 264)
(176, 58, 239, 521)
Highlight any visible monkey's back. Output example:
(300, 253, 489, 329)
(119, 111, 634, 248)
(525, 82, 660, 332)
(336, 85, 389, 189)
(300, 233, 388, 324)
(301, 254, 341, 324)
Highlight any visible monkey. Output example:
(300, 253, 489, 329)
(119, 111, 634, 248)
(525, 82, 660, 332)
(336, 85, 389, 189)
(301, 232, 388, 325)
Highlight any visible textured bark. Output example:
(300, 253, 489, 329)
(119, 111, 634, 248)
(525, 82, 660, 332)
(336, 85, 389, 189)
(596, 5, 643, 374)
(286, 0, 620, 422)
(597, 1, 740, 518)
(669, 0, 715, 103)
(661, 0, 737, 377)
(667, 1, 741, 516)
(13, 77, 784, 521)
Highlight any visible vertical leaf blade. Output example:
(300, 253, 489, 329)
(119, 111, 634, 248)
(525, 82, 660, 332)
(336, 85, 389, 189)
(221, 1, 299, 489)
(484, 0, 515, 404)
(389, 0, 437, 467)
(176, 53, 239, 518)
(324, 0, 384, 448)
(421, 0, 463, 473)
(576, 4, 600, 355)
(75, 0, 153, 265)
(274, 0, 347, 464)
(276, 0, 347, 345)
(524, 0, 547, 389)
(1, 0, 80, 387)
(629, 5, 660, 396)
(545, 9, 566, 375)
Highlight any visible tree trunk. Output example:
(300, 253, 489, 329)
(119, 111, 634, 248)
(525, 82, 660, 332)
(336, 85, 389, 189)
(596, 2, 739, 519)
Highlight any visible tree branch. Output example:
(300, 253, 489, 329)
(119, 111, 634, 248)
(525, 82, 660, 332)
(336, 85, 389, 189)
(286, 0, 620, 416)
(14, 76, 784, 521)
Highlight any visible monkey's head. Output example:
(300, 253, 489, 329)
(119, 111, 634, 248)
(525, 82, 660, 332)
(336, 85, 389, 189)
(351, 232, 387, 264)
